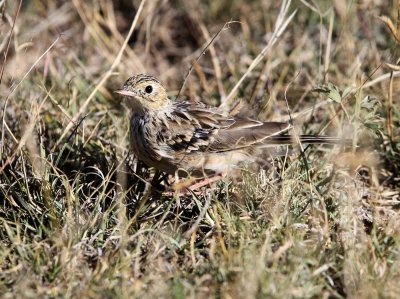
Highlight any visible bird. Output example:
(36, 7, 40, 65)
(115, 74, 346, 180)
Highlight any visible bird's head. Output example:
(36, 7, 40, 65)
(115, 74, 170, 114)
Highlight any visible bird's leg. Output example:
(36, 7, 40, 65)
(163, 174, 225, 196)
(187, 174, 225, 191)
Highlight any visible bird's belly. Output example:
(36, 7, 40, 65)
(180, 151, 254, 177)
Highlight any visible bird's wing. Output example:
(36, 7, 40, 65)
(155, 102, 229, 155)
(156, 101, 292, 155)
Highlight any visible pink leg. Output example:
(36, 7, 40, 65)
(162, 174, 225, 196)
(188, 175, 224, 191)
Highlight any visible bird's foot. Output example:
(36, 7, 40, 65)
(162, 174, 225, 196)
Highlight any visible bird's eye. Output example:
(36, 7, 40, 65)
(145, 85, 153, 94)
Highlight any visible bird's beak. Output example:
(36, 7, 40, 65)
(114, 89, 136, 97)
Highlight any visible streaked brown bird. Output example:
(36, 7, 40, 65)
(115, 74, 345, 179)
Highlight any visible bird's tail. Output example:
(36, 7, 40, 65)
(261, 135, 351, 146)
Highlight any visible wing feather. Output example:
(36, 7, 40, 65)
(155, 102, 294, 155)
(154, 101, 347, 161)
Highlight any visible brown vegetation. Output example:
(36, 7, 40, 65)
(1, 0, 400, 297)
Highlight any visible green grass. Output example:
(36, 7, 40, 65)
(1, 0, 400, 298)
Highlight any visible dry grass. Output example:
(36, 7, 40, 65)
(1, 0, 400, 298)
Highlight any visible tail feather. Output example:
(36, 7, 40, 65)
(262, 135, 351, 146)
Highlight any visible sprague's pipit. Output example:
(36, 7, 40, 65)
(115, 74, 346, 188)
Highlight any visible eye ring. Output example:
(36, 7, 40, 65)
(145, 85, 153, 94)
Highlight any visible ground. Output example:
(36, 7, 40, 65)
(1, 0, 400, 298)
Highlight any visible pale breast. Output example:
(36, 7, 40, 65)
(130, 116, 157, 164)
(130, 115, 178, 174)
